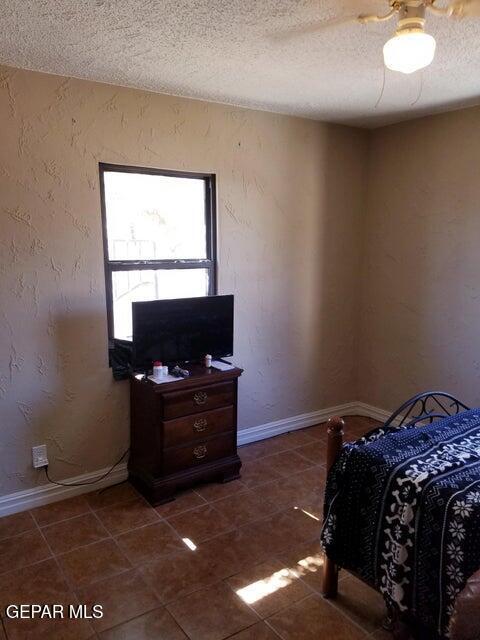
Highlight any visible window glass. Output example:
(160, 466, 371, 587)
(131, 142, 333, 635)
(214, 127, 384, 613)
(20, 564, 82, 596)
(112, 269, 209, 340)
(100, 165, 216, 348)
(104, 172, 207, 261)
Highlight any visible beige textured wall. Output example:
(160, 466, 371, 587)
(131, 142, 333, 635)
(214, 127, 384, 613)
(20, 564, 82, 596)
(359, 105, 480, 411)
(0, 65, 367, 494)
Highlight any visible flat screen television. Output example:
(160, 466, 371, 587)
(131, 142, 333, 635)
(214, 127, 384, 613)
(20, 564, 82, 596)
(132, 295, 234, 371)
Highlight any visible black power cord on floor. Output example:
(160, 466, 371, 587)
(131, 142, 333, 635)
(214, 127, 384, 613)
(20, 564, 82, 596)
(43, 449, 130, 487)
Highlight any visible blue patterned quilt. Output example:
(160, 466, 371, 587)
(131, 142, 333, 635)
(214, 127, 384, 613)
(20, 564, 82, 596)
(321, 410, 480, 639)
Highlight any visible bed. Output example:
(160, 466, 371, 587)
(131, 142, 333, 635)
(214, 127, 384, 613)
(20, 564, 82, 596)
(320, 392, 480, 640)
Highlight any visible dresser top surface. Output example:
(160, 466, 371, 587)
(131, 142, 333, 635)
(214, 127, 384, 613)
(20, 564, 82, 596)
(131, 363, 243, 394)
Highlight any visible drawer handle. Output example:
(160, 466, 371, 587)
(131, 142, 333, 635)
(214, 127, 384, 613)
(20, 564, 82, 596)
(193, 444, 207, 459)
(193, 418, 208, 432)
(193, 391, 208, 405)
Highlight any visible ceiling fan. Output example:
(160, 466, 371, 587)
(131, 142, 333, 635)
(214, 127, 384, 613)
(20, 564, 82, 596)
(282, 1, 480, 74)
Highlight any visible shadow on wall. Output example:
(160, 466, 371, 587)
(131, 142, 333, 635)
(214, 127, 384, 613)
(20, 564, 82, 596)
(358, 111, 480, 411)
(302, 126, 364, 409)
(232, 123, 366, 427)
(33, 307, 129, 485)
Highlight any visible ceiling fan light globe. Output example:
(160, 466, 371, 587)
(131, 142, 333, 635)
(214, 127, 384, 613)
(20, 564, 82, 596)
(383, 31, 436, 74)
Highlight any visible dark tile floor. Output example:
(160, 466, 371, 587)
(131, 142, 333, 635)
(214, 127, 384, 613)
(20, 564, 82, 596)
(0, 416, 390, 640)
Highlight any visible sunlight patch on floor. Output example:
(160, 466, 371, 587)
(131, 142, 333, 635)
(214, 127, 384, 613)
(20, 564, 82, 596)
(294, 553, 324, 576)
(293, 506, 320, 521)
(182, 537, 197, 550)
(236, 550, 325, 605)
(236, 568, 294, 604)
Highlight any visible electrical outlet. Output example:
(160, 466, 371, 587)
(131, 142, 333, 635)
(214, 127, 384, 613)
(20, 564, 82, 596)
(32, 444, 48, 469)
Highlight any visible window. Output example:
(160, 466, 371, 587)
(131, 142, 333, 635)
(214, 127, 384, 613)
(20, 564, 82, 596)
(100, 163, 217, 343)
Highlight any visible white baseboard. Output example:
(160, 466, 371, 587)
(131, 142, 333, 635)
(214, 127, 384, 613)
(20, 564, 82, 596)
(237, 401, 361, 446)
(0, 400, 392, 517)
(355, 401, 396, 424)
(0, 463, 128, 518)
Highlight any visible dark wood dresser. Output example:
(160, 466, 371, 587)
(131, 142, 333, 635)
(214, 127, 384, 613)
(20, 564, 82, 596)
(128, 364, 243, 505)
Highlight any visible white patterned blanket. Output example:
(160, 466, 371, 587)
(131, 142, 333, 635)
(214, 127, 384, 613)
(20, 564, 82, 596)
(321, 410, 480, 639)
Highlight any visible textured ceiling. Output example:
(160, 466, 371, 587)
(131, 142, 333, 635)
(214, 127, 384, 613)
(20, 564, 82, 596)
(1, 0, 480, 127)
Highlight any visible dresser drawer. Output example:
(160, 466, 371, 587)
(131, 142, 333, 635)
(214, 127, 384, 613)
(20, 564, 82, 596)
(163, 406, 234, 448)
(163, 381, 235, 419)
(162, 432, 235, 474)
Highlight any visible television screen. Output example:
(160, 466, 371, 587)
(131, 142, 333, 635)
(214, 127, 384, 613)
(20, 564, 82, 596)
(132, 295, 234, 371)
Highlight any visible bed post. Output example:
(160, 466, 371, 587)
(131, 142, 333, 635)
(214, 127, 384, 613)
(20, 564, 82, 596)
(322, 415, 345, 599)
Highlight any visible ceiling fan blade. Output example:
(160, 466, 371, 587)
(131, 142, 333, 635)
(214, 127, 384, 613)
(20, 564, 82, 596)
(448, 0, 480, 17)
(271, 14, 359, 41)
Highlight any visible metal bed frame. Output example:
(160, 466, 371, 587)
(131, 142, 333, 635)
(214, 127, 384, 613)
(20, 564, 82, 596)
(321, 392, 480, 640)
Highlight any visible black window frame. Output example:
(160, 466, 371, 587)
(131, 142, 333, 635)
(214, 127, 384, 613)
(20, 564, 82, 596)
(99, 162, 218, 348)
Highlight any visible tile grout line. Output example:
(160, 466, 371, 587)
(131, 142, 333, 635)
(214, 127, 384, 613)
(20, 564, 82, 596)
(26, 489, 145, 533)
(162, 604, 196, 640)
(164, 578, 265, 640)
(163, 494, 322, 552)
(71, 504, 163, 613)
(293, 568, 384, 637)
(263, 617, 287, 639)
(267, 458, 385, 639)
(48, 496, 162, 634)
(32, 510, 101, 639)
(2, 431, 320, 535)
(1, 418, 366, 527)
(319, 590, 384, 636)
(158, 478, 325, 550)
(220, 565, 302, 638)
(88, 605, 168, 639)
(29, 486, 163, 634)
(228, 573, 375, 640)
(0, 420, 379, 637)
(228, 587, 314, 640)
(0, 471, 324, 582)
(262, 594, 316, 640)
(153, 465, 324, 543)
(6, 493, 314, 584)
(86, 526, 380, 640)
(29, 492, 97, 528)
(93, 500, 178, 628)
(220, 619, 280, 640)
(154, 516, 323, 609)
